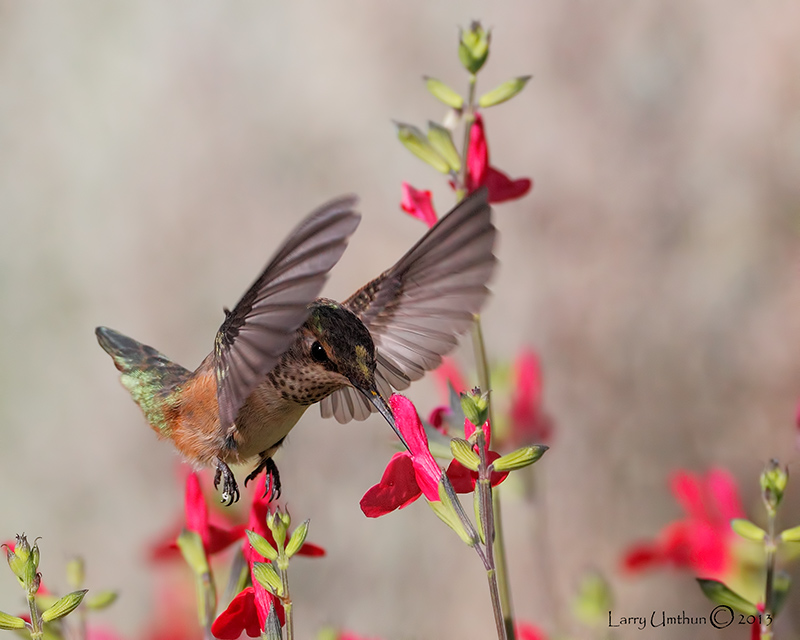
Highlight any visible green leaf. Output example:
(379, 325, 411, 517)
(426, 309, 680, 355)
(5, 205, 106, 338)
(395, 122, 451, 174)
(246, 530, 279, 562)
(41, 590, 88, 623)
(450, 438, 479, 471)
(0, 610, 26, 630)
(424, 77, 463, 109)
(730, 518, 766, 542)
(427, 122, 461, 172)
(780, 524, 800, 542)
(491, 445, 548, 472)
(285, 520, 310, 559)
(84, 590, 118, 610)
(696, 579, 758, 615)
(478, 76, 532, 108)
(252, 562, 283, 597)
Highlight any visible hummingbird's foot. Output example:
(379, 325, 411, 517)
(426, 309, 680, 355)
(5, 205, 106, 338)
(213, 459, 240, 506)
(244, 456, 282, 502)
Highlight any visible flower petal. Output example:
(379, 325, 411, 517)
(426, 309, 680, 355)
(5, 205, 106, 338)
(483, 166, 532, 203)
(212, 588, 262, 639)
(466, 114, 488, 192)
(400, 182, 438, 228)
(360, 452, 422, 517)
(390, 395, 443, 500)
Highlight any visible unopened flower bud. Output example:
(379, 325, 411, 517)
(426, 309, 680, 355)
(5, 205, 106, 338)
(450, 438, 480, 471)
(478, 76, 532, 108)
(41, 590, 88, 623)
(761, 459, 788, 512)
(460, 388, 489, 428)
(285, 520, 310, 559)
(252, 562, 283, 597)
(66, 557, 84, 589)
(424, 77, 464, 110)
(85, 590, 118, 611)
(459, 22, 491, 74)
(395, 122, 451, 174)
(267, 510, 289, 550)
(491, 445, 548, 472)
(0, 610, 26, 630)
(176, 529, 209, 576)
(731, 518, 766, 542)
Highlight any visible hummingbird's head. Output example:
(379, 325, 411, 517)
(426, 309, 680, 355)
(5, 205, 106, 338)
(297, 301, 379, 397)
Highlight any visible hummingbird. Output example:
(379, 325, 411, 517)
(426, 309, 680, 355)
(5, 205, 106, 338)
(96, 188, 496, 505)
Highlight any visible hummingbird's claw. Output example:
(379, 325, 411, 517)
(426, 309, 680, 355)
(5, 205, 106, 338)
(214, 459, 240, 506)
(245, 456, 282, 503)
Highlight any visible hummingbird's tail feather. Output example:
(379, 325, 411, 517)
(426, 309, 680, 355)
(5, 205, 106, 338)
(95, 326, 192, 436)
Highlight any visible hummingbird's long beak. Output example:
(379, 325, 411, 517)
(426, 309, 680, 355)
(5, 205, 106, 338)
(359, 386, 410, 452)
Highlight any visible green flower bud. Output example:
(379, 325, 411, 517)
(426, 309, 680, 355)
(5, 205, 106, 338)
(395, 122, 452, 174)
(761, 459, 788, 511)
(450, 438, 480, 471)
(285, 520, 310, 559)
(423, 77, 464, 110)
(267, 511, 289, 551)
(252, 562, 283, 597)
(458, 22, 491, 74)
(66, 557, 85, 589)
(0, 610, 26, 630)
(696, 578, 758, 615)
(427, 479, 478, 547)
(176, 529, 209, 576)
(491, 445, 548, 472)
(731, 519, 766, 542)
(572, 572, 613, 626)
(780, 524, 800, 543)
(460, 388, 489, 428)
(427, 122, 461, 172)
(246, 530, 279, 562)
(478, 76, 532, 108)
(41, 589, 88, 623)
(84, 590, 118, 611)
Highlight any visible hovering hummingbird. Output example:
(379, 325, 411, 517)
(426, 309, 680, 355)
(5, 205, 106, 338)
(96, 188, 496, 504)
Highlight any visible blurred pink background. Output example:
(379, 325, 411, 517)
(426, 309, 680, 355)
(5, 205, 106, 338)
(2, 2, 800, 638)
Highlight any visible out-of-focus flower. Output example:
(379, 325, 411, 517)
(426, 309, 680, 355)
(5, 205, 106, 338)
(622, 469, 745, 581)
(428, 357, 468, 434)
(150, 472, 244, 562)
(400, 182, 438, 227)
(509, 349, 553, 445)
(516, 621, 548, 640)
(463, 113, 531, 203)
(361, 395, 445, 517)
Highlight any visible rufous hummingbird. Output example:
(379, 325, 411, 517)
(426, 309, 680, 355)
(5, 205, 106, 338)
(96, 188, 495, 504)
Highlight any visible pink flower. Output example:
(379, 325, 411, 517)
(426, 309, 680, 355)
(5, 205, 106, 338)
(150, 472, 244, 561)
(446, 416, 509, 492)
(516, 622, 548, 640)
(400, 182, 438, 227)
(509, 349, 553, 445)
(464, 113, 532, 203)
(360, 395, 445, 517)
(622, 469, 745, 580)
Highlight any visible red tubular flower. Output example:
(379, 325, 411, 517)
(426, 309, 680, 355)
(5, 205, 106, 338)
(360, 395, 444, 517)
(622, 468, 745, 580)
(149, 472, 244, 561)
(509, 349, 553, 445)
(400, 182, 438, 227)
(464, 113, 532, 203)
(516, 622, 548, 640)
(446, 417, 509, 492)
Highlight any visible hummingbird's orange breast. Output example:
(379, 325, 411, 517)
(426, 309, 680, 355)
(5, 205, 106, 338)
(169, 370, 227, 467)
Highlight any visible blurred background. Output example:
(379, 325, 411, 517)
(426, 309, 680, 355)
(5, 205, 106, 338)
(2, 1, 800, 638)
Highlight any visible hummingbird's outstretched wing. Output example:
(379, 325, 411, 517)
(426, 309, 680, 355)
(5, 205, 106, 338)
(321, 187, 496, 423)
(214, 197, 361, 432)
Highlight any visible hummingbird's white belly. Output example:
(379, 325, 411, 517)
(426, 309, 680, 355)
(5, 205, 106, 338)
(232, 387, 310, 460)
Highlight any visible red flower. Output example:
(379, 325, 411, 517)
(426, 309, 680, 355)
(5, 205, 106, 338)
(509, 349, 553, 445)
(446, 416, 509, 492)
(622, 469, 745, 580)
(400, 182, 438, 227)
(516, 622, 548, 640)
(150, 472, 244, 561)
(361, 395, 445, 517)
(464, 113, 531, 203)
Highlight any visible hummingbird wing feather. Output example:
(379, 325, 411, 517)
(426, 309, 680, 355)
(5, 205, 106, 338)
(321, 188, 495, 423)
(214, 197, 361, 432)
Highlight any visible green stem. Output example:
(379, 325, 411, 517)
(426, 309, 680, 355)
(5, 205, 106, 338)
(279, 565, 293, 640)
(762, 509, 776, 640)
(456, 73, 477, 198)
(26, 592, 42, 640)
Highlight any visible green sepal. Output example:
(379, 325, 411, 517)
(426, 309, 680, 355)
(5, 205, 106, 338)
(264, 601, 283, 640)
(428, 480, 476, 547)
(773, 570, 791, 615)
(478, 76, 532, 108)
(246, 530, 279, 562)
(41, 590, 88, 623)
(572, 572, 613, 626)
(267, 511, 289, 551)
(731, 518, 766, 542)
(460, 389, 489, 428)
(450, 438, 480, 471)
(176, 529, 209, 576)
(760, 459, 788, 511)
(84, 590, 118, 610)
(696, 579, 758, 615)
(427, 122, 461, 172)
(424, 77, 464, 110)
(0, 610, 26, 630)
(458, 22, 491, 74)
(395, 123, 451, 174)
(252, 562, 283, 597)
(780, 524, 800, 542)
(285, 520, 310, 559)
(473, 489, 485, 545)
(491, 445, 548, 472)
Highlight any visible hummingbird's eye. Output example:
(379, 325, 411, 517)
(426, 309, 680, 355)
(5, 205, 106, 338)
(310, 341, 328, 363)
